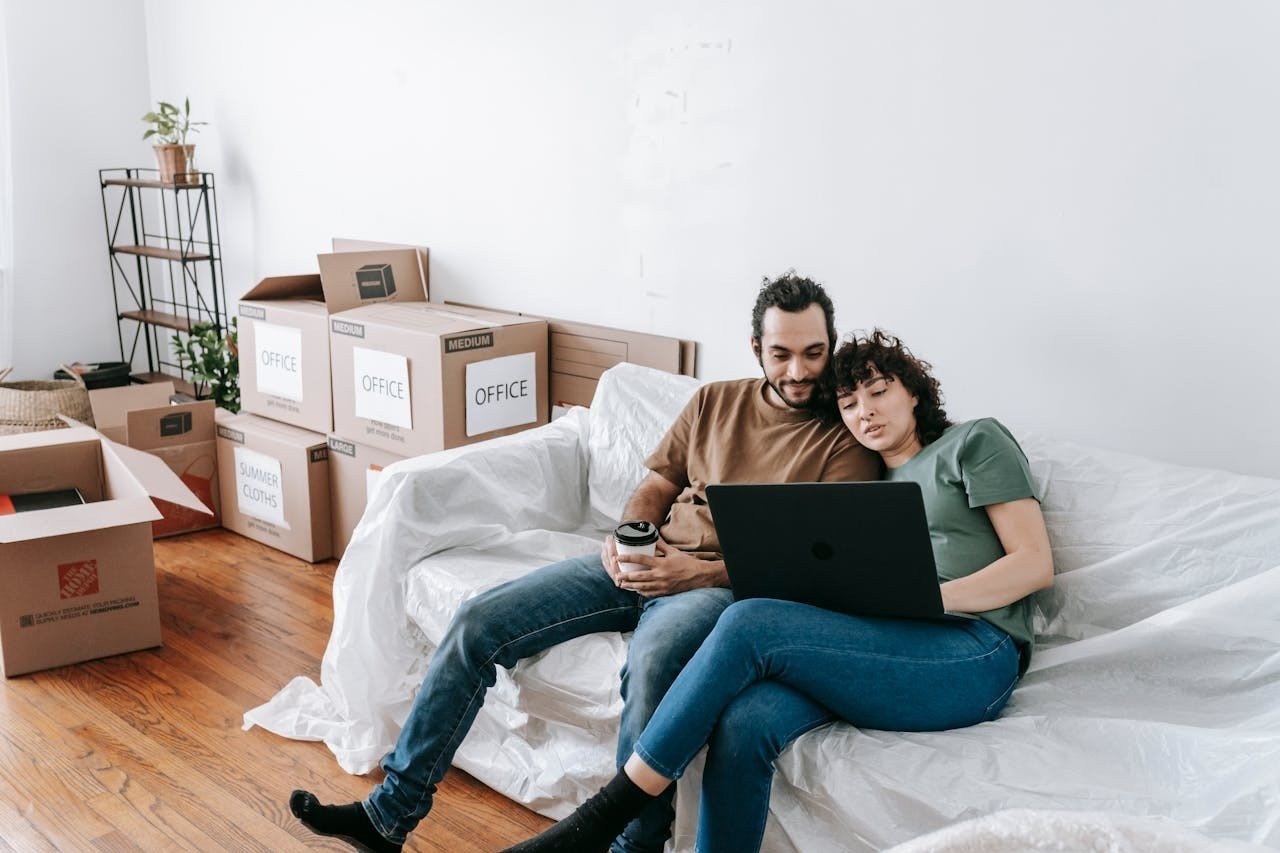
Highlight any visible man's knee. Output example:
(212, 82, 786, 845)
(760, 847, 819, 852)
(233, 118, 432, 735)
(444, 590, 505, 662)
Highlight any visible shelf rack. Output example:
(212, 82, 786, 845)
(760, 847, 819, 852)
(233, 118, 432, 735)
(99, 167, 227, 396)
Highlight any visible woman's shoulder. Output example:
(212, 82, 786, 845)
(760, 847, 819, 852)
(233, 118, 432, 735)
(941, 418, 1026, 464)
(933, 417, 1018, 448)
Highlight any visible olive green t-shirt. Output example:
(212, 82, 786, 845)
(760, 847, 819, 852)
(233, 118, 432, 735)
(885, 418, 1038, 663)
(645, 379, 881, 559)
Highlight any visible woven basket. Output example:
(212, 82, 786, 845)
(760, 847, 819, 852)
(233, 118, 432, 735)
(0, 366, 96, 436)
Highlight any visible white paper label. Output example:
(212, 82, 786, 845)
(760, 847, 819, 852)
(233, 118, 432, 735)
(253, 320, 304, 401)
(465, 352, 537, 437)
(233, 446, 289, 528)
(365, 465, 385, 504)
(353, 346, 412, 429)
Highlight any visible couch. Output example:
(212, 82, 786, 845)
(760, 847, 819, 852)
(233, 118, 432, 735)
(245, 363, 1280, 851)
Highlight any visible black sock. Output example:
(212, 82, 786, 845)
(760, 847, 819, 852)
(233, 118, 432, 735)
(501, 771, 657, 853)
(289, 790, 402, 853)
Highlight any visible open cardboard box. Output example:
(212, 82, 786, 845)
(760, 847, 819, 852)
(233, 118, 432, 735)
(87, 383, 220, 537)
(0, 423, 210, 677)
(238, 237, 430, 434)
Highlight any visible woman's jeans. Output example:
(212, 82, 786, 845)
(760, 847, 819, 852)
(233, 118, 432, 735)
(363, 553, 733, 852)
(633, 598, 1021, 853)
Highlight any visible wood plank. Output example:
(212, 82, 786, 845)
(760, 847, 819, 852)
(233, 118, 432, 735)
(119, 309, 192, 332)
(112, 244, 211, 262)
(102, 177, 203, 190)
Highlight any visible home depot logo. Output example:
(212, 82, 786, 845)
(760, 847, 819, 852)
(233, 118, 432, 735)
(58, 560, 100, 599)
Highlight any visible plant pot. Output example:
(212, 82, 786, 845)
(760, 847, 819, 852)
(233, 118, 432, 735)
(153, 144, 198, 185)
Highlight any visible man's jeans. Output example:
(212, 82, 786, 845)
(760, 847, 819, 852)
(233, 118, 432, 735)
(363, 552, 734, 852)
(633, 599, 1021, 853)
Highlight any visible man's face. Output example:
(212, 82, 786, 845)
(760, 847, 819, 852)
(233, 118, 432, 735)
(753, 304, 830, 409)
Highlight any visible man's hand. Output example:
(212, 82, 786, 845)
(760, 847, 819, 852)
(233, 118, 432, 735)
(616, 541, 726, 597)
(601, 535, 624, 584)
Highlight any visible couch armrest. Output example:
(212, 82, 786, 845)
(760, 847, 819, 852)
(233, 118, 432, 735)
(358, 406, 591, 556)
(239, 408, 593, 775)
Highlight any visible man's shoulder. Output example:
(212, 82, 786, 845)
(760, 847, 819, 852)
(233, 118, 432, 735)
(696, 378, 762, 401)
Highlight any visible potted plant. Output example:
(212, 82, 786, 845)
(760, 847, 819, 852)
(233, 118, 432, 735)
(141, 98, 207, 185)
(171, 319, 239, 412)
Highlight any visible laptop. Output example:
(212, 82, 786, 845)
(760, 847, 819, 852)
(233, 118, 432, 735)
(706, 481, 976, 621)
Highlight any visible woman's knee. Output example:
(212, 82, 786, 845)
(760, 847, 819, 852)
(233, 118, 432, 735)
(708, 598, 790, 649)
(710, 684, 827, 766)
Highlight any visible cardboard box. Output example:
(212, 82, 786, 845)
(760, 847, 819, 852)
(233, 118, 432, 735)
(216, 412, 332, 562)
(0, 425, 209, 677)
(543, 318, 697, 409)
(326, 435, 406, 559)
(446, 302, 698, 410)
(238, 238, 430, 434)
(329, 303, 550, 457)
(88, 384, 220, 537)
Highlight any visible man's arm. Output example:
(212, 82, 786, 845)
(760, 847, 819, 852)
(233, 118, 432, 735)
(602, 471, 729, 596)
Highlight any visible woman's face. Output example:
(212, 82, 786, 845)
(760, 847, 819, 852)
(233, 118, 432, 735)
(837, 370, 920, 455)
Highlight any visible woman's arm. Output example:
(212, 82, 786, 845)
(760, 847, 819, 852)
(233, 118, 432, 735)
(939, 497, 1054, 613)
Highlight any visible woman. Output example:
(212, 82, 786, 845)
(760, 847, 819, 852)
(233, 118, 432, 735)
(505, 330, 1054, 853)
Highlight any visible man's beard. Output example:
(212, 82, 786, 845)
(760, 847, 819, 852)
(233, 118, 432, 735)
(763, 373, 818, 411)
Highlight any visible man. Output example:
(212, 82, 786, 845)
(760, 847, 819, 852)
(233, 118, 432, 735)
(290, 273, 880, 853)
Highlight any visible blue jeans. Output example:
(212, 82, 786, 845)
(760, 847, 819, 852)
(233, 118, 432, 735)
(633, 599, 1021, 853)
(363, 552, 734, 852)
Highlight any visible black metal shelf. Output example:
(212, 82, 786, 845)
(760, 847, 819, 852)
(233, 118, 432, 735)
(100, 167, 228, 396)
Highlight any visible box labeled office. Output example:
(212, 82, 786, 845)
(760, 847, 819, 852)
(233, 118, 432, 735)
(239, 239, 430, 434)
(0, 425, 209, 677)
(216, 412, 332, 563)
(87, 383, 220, 537)
(329, 303, 549, 457)
(326, 435, 406, 559)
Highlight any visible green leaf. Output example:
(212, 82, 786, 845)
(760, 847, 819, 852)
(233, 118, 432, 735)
(184, 97, 190, 115)
(142, 129, 156, 139)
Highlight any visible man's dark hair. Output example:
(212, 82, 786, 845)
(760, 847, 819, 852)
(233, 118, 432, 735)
(750, 271, 837, 352)
(831, 329, 954, 445)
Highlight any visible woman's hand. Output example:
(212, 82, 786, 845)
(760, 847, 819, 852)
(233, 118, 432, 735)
(939, 497, 1054, 613)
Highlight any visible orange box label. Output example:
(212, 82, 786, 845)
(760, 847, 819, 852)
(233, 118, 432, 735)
(58, 559, 100, 599)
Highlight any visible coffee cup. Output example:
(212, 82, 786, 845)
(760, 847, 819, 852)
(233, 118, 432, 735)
(614, 520, 659, 571)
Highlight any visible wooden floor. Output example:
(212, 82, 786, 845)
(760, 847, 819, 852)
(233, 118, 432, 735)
(0, 529, 553, 851)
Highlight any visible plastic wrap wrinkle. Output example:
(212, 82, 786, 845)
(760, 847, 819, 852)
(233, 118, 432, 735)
(245, 367, 1279, 851)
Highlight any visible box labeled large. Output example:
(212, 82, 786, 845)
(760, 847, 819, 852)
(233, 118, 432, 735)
(0, 425, 209, 677)
(87, 383, 220, 537)
(326, 435, 406, 559)
(329, 303, 550, 456)
(216, 412, 332, 562)
(239, 240, 430, 434)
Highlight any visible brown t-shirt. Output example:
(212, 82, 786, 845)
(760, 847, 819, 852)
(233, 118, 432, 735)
(644, 378, 881, 558)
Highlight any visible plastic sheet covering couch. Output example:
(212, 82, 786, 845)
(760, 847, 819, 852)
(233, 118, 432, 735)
(245, 363, 1280, 852)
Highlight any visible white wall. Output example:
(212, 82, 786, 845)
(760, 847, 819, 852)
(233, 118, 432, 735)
(3, 0, 151, 380)
(143, 1, 1280, 478)
(0, 1, 12, 369)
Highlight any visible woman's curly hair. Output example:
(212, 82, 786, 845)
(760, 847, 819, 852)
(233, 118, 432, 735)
(830, 329, 953, 446)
